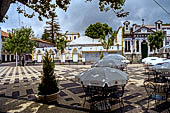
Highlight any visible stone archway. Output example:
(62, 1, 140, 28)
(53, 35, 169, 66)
(141, 40, 148, 59)
(37, 49, 42, 62)
(72, 48, 78, 62)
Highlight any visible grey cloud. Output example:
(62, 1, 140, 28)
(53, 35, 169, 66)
(1, 0, 170, 37)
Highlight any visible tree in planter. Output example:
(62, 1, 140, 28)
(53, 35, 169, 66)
(3, 26, 36, 66)
(38, 52, 59, 95)
(148, 31, 165, 54)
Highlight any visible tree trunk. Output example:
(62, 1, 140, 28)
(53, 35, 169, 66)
(0, 0, 29, 22)
(0, 0, 11, 22)
(51, 15, 54, 43)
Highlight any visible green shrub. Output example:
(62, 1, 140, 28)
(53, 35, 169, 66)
(100, 52, 104, 59)
(38, 52, 59, 95)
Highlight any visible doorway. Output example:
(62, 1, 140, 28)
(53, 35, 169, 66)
(141, 40, 148, 59)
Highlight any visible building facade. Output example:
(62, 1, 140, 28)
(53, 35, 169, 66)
(122, 20, 170, 62)
(0, 29, 16, 62)
(65, 32, 80, 42)
(33, 29, 123, 63)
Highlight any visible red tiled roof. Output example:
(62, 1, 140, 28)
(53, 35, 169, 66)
(1, 30, 9, 37)
(31, 38, 55, 45)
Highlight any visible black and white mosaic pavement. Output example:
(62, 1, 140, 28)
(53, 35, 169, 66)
(0, 64, 170, 113)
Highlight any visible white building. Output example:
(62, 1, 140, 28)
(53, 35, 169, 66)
(65, 33, 123, 63)
(122, 20, 170, 62)
(33, 29, 123, 63)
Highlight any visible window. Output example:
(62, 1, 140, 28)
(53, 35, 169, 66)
(126, 24, 128, 30)
(125, 40, 131, 52)
(125, 41, 127, 52)
(128, 41, 131, 52)
(74, 36, 76, 40)
(136, 40, 139, 52)
(158, 24, 161, 29)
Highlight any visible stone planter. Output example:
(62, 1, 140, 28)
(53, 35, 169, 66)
(37, 90, 60, 102)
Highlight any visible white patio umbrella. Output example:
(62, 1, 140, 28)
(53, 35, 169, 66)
(151, 62, 170, 72)
(91, 58, 126, 69)
(103, 54, 126, 60)
(75, 67, 128, 87)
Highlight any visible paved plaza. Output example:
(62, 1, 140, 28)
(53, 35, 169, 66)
(0, 63, 170, 113)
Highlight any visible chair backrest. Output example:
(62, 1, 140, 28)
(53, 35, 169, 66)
(83, 85, 99, 97)
(144, 81, 156, 97)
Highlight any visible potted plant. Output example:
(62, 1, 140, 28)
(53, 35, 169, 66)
(37, 52, 60, 102)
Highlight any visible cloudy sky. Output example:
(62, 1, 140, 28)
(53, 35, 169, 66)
(1, 0, 170, 38)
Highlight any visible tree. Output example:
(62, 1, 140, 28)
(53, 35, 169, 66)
(45, 13, 61, 43)
(85, 22, 112, 40)
(99, 31, 116, 59)
(41, 29, 50, 41)
(0, 0, 128, 22)
(3, 26, 37, 65)
(55, 36, 67, 54)
(148, 31, 165, 54)
(85, 22, 116, 58)
(38, 52, 59, 95)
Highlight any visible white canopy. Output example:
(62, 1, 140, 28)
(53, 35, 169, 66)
(151, 62, 170, 72)
(103, 54, 126, 60)
(76, 67, 128, 87)
(91, 58, 126, 69)
(159, 45, 170, 53)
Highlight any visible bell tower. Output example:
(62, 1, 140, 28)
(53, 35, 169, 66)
(123, 21, 130, 34)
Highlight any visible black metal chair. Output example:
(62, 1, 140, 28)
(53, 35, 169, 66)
(108, 85, 125, 112)
(144, 80, 167, 112)
(82, 85, 100, 107)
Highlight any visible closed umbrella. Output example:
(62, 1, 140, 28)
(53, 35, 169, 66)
(75, 67, 128, 87)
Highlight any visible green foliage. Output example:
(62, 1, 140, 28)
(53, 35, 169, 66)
(41, 29, 50, 41)
(55, 36, 67, 54)
(0, 0, 128, 22)
(100, 52, 104, 59)
(44, 13, 61, 43)
(3, 26, 37, 55)
(86, 0, 128, 17)
(38, 52, 59, 95)
(100, 31, 116, 50)
(85, 22, 112, 40)
(148, 31, 165, 52)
